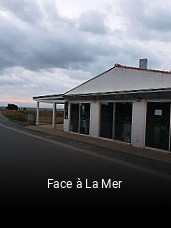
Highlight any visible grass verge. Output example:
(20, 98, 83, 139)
(1, 109, 64, 124)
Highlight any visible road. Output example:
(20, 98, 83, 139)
(0, 123, 171, 208)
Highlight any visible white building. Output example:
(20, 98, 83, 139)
(33, 59, 171, 152)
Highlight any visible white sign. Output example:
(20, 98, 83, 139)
(154, 109, 162, 116)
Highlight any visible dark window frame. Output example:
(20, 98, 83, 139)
(145, 102, 170, 151)
(70, 102, 91, 135)
(99, 102, 133, 143)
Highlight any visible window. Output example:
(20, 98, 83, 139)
(146, 102, 170, 150)
(80, 103, 90, 135)
(100, 103, 113, 139)
(70, 104, 79, 132)
(70, 103, 90, 135)
(114, 103, 132, 143)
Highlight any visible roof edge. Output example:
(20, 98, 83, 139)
(116, 64, 171, 74)
(64, 64, 171, 96)
(64, 66, 116, 95)
(63, 87, 171, 98)
(33, 93, 64, 100)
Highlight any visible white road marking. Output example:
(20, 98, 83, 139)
(0, 122, 171, 180)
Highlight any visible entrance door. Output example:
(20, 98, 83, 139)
(80, 103, 90, 135)
(115, 103, 132, 143)
(100, 102, 113, 139)
(145, 102, 170, 150)
(70, 104, 79, 132)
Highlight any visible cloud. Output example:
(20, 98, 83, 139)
(0, 0, 41, 24)
(0, 0, 116, 72)
(119, 0, 171, 41)
(0, 66, 90, 106)
(0, 0, 169, 73)
(78, 10, 108, 34)
(0, 0, 170, 106)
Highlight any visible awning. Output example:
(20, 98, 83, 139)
(33, 94, 65, 103)
(63, 88, 171, 101)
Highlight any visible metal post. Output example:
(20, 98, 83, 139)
(52, 103, 56, 128)
(36, 102, 39, 126)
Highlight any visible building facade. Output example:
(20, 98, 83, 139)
(33, 59, 171, 152)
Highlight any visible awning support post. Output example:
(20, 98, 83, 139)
(52, 103, 56, 128)
(36, 101, 39, 126)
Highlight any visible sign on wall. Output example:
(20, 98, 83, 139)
(154, 109, 163, 116)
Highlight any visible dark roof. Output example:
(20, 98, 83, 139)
(64, 88, 171, 101)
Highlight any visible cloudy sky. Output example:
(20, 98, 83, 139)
(0, 0, 171, 107)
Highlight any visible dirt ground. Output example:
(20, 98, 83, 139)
(1, 109, 64, 124)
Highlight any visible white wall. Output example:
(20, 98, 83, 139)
(89, 101, 100, 138)
(65, 67, 171, 95)
(64, 99, 148, 149)
(63, 100, 100, 138)
(132, 100, 146, 148)
(63, 119, 69, 132)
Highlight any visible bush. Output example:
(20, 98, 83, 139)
(6, 104, 18, 110)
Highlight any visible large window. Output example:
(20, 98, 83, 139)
(100, 103, 113, 139)
(115, 103, 133, 143)
(70, 104, 79, 133)
(70, 103, 90, 135)
(100, 102, 133, 143)
(80, 103, 90, 135)
(145, 102, 170, 150)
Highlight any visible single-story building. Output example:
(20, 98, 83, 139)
(33, 59, 171, 152)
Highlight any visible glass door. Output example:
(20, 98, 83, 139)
(100, 102, 113, 139)
(80, 103, 90, 135)
(70, 104, 79, 132)
(145, 102, 170, 150)
(115, 103, 133, 143)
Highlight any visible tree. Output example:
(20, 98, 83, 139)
(6, 104, 18, 110)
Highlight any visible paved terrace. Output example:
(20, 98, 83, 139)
(27, 124, 171, 164)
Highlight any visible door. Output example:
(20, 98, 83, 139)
(115, 103, 133, 143)
(70, 104, 79, 132)
(145, 102, 170, 150)
(100, 102, 113, 139)
(80, 103, 90, 135)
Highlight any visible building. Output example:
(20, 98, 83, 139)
(33, 59, 171, 152)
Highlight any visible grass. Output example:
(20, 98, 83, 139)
(1, 109, 64, 124)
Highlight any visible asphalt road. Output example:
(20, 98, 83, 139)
(0, 123, 171, 208)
